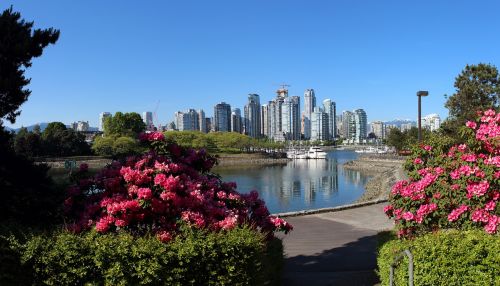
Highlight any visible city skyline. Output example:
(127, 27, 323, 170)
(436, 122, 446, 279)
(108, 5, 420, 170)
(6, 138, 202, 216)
(4, 1, 500, 128)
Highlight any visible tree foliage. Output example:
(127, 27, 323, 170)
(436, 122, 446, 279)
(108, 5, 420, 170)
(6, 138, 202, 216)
(444, 63, 500, 133)
(0, 7, 59, 124)
(103, 112, 146, 137)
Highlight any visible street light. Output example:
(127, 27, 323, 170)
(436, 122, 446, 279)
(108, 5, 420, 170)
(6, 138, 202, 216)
(417, 90, 429, 143)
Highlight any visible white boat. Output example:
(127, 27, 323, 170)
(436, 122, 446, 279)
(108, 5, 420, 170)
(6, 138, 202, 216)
(287, 146, 327, 159)
(286, 149, 306, 159)
(355, 146, 390, 154)
(303, 146, 327, 159)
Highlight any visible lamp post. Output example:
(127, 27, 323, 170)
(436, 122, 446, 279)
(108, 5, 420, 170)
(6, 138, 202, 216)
(417, 91, 429, 143)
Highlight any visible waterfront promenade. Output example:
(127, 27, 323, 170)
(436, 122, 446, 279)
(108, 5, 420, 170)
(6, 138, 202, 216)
(279, 202, 393, 286)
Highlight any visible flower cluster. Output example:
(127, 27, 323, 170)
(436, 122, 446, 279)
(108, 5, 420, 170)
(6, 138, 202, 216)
(385, 110, 500, 237)
(64, 132, 292, 242)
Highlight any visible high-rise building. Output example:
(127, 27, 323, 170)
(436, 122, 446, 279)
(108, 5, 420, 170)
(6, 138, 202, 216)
(231, 108, 242, 133)
(354, 109, 367, 143)
(214, 102, 231, 132)
(303, 89, 316, 139)
(341, 111, 354, 140)
(198, 109, 207, 133)
(422, 114, 441, 131)
(336, 115, 343, 137)
(323, 99, 336, 140)
(244, 94, 261, 138)
(261, 104, 270, 138)
(311, 107, 329, 141)
(142, 112, 154, 130)
(281, 96, 301, 140)
(99, 112, 111, 132)
(174, 109, 199, 131)
(370, 121, 385, 139)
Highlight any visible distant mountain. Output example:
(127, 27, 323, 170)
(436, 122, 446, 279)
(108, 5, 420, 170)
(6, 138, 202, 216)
(384, 119, 416, 128)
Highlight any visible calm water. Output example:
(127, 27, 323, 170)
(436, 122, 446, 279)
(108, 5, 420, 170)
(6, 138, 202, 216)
(214, 150, 372, 214)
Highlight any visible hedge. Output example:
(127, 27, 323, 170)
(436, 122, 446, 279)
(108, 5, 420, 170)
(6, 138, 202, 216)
(377, 230, 500, 286)
(1, 226, 283, 285)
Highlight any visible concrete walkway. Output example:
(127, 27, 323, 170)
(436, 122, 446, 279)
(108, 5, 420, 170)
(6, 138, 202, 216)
(279, 203, 393, 286)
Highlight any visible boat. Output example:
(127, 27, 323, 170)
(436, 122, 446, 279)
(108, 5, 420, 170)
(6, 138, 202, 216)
(355, 146, 390, 154)
(286, 146, 327, 159)
(286, 149, 306, 159)
(303, 146, 327, 159)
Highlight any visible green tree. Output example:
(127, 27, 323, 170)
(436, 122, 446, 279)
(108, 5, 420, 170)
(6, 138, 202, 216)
(386, 127, 405, 151)
(92, 136, 115, 157)
(14, 127, 42, 157)
(113, 136, 141, 157)
(41, 122, 90, 156)
(0, 7, 59, 124)
(103, 112, 145, 137)
(444, 63, 500, 133)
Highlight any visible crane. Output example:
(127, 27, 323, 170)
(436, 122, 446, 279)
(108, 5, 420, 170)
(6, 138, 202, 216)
(153, 100, 161, 131)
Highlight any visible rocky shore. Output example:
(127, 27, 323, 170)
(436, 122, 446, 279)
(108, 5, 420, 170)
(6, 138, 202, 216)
(342, 155, 407, 203)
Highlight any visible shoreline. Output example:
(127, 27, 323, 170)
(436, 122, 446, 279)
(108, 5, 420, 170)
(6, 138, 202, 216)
(342, 155, 407, 203)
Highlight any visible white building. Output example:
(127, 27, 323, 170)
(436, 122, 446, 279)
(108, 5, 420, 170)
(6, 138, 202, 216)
(422, 114, 441, 131)
(174, 109, 199, 131)
(370, 121, 385, 139)
(302, 89, 316, 139)
(311, 107, 329, 141)
(99, 112, 111, 132)
(71, 121, 90, 132)
(281, 96, 301, 140)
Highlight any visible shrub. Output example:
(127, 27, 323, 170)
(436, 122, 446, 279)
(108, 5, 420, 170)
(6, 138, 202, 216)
(377, 230, 500, 286)
(65, 132, 292, 241)
(13, 226, 282, 285)
(384, 109, 499, 237)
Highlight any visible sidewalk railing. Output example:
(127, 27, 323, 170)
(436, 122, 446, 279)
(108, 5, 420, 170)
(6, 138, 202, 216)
(389, 249, 413, 286)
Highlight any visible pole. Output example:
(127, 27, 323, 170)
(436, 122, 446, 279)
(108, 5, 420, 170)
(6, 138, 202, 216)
(418, 95, 422, 143)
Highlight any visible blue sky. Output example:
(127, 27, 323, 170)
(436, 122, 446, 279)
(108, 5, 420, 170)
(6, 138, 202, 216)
(4, 1, 500, 128)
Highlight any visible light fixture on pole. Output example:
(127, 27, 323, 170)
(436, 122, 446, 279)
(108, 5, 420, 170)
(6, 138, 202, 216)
(417, 91, 429, 143)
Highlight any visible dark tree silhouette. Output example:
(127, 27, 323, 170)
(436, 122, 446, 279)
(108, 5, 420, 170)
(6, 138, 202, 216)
(0, 7, 59, 124)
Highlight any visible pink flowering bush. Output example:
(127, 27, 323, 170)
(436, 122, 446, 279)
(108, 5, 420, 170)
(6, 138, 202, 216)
(385, 109, 500, 237)
(64, 132, 292, 242)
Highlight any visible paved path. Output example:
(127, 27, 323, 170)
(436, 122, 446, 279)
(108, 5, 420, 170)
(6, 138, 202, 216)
(279, 203, 393, 286)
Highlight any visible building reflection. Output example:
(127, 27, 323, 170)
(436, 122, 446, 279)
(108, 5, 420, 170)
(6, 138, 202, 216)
(278, 158, 339, 204)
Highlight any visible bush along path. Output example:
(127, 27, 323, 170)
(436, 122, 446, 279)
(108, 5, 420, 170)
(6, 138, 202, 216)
(1, 132, 293, 285)
(377, 109, 500, 285)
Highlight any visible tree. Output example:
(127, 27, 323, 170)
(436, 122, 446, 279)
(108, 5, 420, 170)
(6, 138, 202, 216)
(103, 112, 145, 137)
(41, 122, 90, 156)
(0, 7, 59, 124)
(444, 63, 500, 131)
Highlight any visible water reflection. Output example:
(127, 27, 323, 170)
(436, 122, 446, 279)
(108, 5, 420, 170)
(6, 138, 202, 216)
(214, 150, 371, 213)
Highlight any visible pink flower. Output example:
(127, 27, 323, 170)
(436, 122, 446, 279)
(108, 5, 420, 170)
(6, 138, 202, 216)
(447, 205, 469, 222)
(137, 188, 152, 200)
(465, 121, 477, 129)
(457, 144, 467, 152)
(157, 231, 173, 242)
(402, 211, 415, 221)
(413, 158, 423, 164)
(423, 145, 433, 151)
(484, 201, 496, 211)
(484, 215, 499, 234)
(461, 153, 477, 162)
(471, 209, 490, 223)
(466, 181, 490, 197)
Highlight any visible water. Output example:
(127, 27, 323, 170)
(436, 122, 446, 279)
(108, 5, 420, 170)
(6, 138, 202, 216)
(214, 150, 372, 214)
